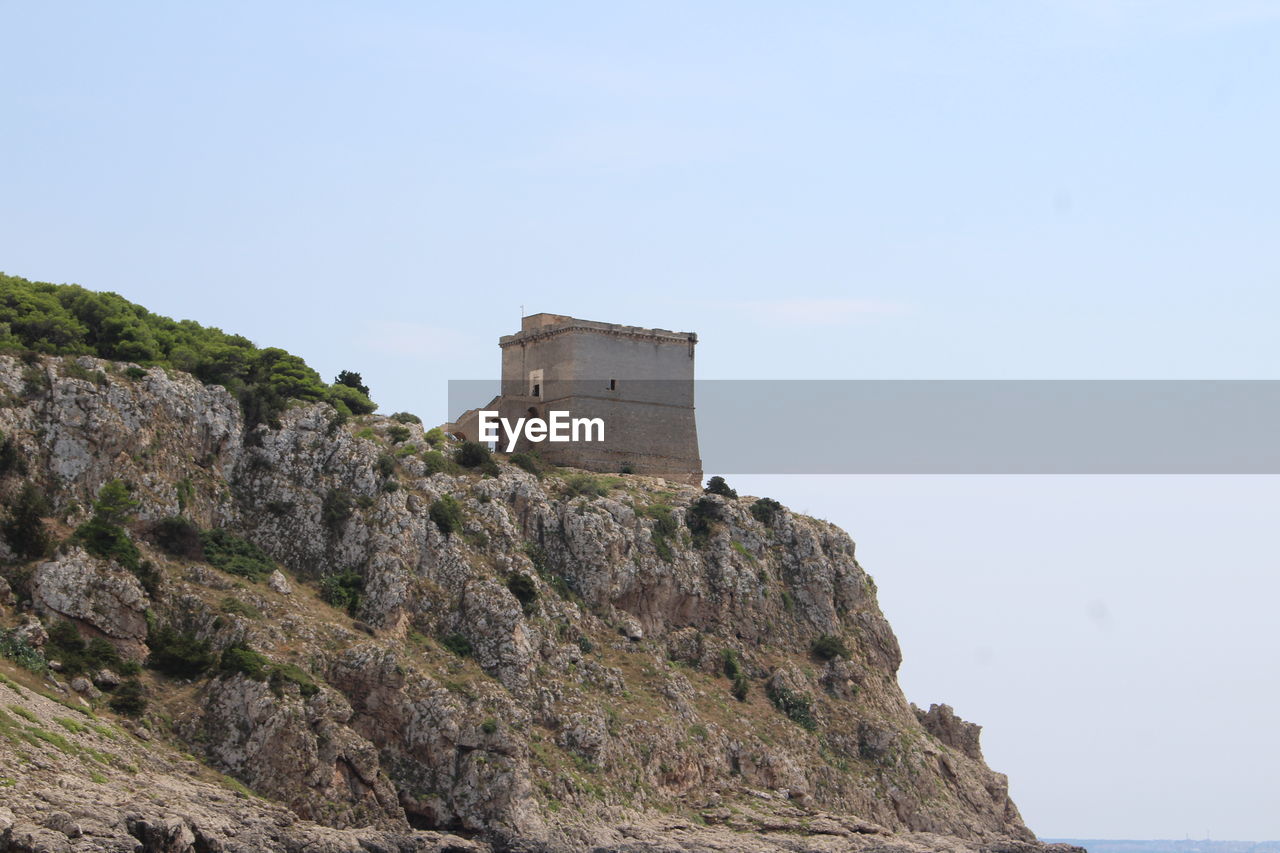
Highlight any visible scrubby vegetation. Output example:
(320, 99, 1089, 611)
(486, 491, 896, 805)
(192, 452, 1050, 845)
(704, 476, 737, 498)
(0, 273, 376, 426)
(644, 504, 678, 562)
(429, 495, 464, 535)
(148, 516, 203, 559)
(685, 496, 719, 547)
(107, 679, 147, 716)
(73, 479, 141, 570)
(199, 528, 274, 581)
(766, 682, 817, 730)
(810, 633, 849, 661)
(2, 482, 52, 560)
(147, 624, 216, 678)
(750, 497, 783, 526)
(319, 569, 364, 616)
(45, 621, 122, 676)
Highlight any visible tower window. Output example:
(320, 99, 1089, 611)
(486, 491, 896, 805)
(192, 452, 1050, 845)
(609, 379, 616, 391)
(532, 383, 540, 397)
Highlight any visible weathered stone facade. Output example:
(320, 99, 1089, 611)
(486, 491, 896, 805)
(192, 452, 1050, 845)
(451, 313, 702, 484)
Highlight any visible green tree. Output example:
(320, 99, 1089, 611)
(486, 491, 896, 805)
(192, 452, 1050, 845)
(1, 482, 51, 559)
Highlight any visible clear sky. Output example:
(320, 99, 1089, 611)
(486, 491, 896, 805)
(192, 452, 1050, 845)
(3, 1, 1278, 840)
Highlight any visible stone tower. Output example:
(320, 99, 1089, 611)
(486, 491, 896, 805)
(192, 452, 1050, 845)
(451, 313, 702, 485)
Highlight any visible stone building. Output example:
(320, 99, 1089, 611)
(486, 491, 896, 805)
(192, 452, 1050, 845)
(449, 313, 702, 485)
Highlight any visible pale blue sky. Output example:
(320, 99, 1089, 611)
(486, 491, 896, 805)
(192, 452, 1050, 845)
(3, 1, 1278, 839)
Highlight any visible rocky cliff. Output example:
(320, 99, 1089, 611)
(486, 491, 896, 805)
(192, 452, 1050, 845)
(0, 353, 1080, 853)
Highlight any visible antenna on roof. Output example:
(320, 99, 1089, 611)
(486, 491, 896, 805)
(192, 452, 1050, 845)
(520, 304, 524, 320)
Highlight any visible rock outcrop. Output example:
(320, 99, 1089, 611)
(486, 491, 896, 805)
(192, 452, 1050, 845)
(0, 354, 1079, 853)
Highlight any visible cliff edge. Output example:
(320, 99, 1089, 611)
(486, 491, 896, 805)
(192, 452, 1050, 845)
(0, 353, 1081, 853)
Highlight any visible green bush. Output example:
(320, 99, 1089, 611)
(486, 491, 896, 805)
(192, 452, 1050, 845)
(147, 625, 215, 678)
(429, 495, 464, 536)
(390, 412, 421, 424)
(200, 528, 273, 581)
(722, 648, 743, 680)
(440, 632, 472, 657)
(455, 440, 491, 469)
(810, 634, 849, 661)
(219, 596, 261, 619)
(73, 515, 140, 571)
(563, 473, 616, 498)
(108, 679, 147, 716)
(44, 621, 123, 676)
(321, 489, 354, 538)
(421, 450, 458, 476)
(766, 683, 817, 730)
(424, 427, 444, 447)
(0, 430, 27, 478)
(481, 717, 498, 735)
(704, 476, 737, 498)
(509, 451, 544, 477)
(685, 497, 719, 546)
(148, 516, 203, 559)
(644, 504, 677, 562)
(123, 366, 148, 380)
(0, 627, 47, 672)
(731, 675, 750, 702)
(750, 497, 783, 526)
(387, 425, 411, 444)
(219, 644, 270, 680)
(375, 453, 396, 478)
(507, 574, 538, 612)
(2, 482, 52, 560)
(319, 569, 364, 616)
(270, 662, 320, 697)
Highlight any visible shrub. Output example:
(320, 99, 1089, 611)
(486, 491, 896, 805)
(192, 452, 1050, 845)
(147, 625, 215, 678)
(374, 453, 396, 478)
(200, 528, 273, 581)
(722, 648, 743, 681)
(421, 450, 457, 476)
(685, 497, 719, 546)
(319, 569, 364, 616)
(219, 596, 261, 619)
(576, 635, 594, 654)
(766, 683, 816, 730)
(429, 495, 464, 536)
(731, 674, 750, 702)
(563, 473, 615, 498)
(507, 574, 538, 612)
(481, 718, 498, 735)
(0, 430, 26, 478)
(321, 489, 354, 537)
(390, 412, 421, 424)
(509, 451, 544, 477)
(334, 370, 369, 396)
(45, 621, 123, 676)
(148, 516, 203, 559)
(2, 482, 52, 560)
(424, 427, 444, 447)
(108, 679, 147, 716)
(644, 504, 677, 562)
(455, 440, 492, 469)
(123, 366, 148, 380)
(704, 476, 737, 498)
(0, 627, 47, 672)
(73, 515, 140, 571)
(387, 425, 411, 444)
(810, 634, 849, 661)
(394, 443, 417, 458)
(440, 632, 473, 657)
(327, 383, 376, 416)
(219, 644, 270, 680)
(270, 662, 319, 697)
(750, 497, 783, 526)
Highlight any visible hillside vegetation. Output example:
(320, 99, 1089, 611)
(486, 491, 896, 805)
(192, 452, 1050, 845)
(0, 272, 376, 426)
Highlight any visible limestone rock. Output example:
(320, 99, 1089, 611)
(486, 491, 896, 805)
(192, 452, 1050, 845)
(268, 569, 293, 594)
(30, 547, 149, 658)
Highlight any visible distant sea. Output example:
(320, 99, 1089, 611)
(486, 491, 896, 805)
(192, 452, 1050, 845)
(1050, 841, 1280, 853)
